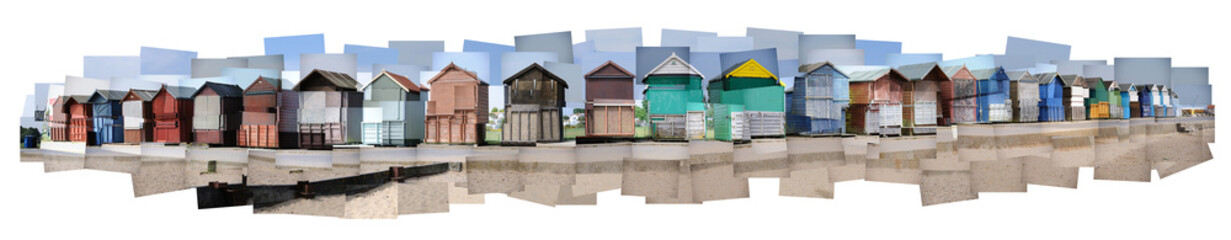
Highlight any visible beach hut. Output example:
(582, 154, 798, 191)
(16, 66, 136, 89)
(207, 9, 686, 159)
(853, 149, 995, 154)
(49, 97, 69, 141)
(1104, 80, 1122, 119)
(1034, 73, 1065, 122)
(192, 82, 244, 146)
(1157, 85, 1172, 117)
(643, 53, 706, 140)
(424, 63, 488, 145)
(121, 89, 157, 144)
(846, 68, 907, 135)
(502, 63, 569, 145)
(1083, 77, 1110, 119)
(1059, 74, 1089, 121)
(239, 76, 300, 148)
(895, 62, 949, 134)
(583, 61, 636, 139)
(152, 85, 195, 143)
(971, 67, 1012, 123)
(66, 96, 94, 144)
(88, 90, 128, 144)
(788, 62, 849, 135)
(1169, 90, 1181, 117)
(940, 65, 978, 124)
(361, 70, 427, 146)
(1135, 84, 1156, 117)
(294, 69, 363, 149)
(1119, 84, 1136, 119)
(1006, 70, 1039, 122)
(707, 59, 785, 140)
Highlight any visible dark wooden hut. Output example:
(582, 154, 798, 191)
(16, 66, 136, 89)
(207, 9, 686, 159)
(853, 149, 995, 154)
(294, 69, 363, 149)
(583, 61, 636, 139)
(425, 63, 489, 145)
(152, 85, 195, 143)
(502, 63, 569, 145)
(192, 82, 244, 146)
(239, 76, 299, 148)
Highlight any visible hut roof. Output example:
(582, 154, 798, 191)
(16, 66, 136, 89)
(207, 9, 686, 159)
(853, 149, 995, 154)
(1033, 72, 1060, 85)
(1119, 84, 1136, 91)
(1104, 81, 1119, 91)
(89, 90, 128, 103)
(293, 69, 359, 91)
(194, 82, 244, 97)
(895, 62, 941, 81)
(1059, 75, 1086, 87)
(969, 68, 1004, 80)
(719, 59, 778, 81)
(427, 62, 487, 86)
(585, 60, 635, 78)
(160, 85, 197, 99)
(126, 89, 158, 102)
(1006, 70, 1035, 82)
(939, 65, 966, 77)
(503, 63, 569, 88)
(847, 67, 905, 83)
(367, 70, 425, 93)
(645, 53, 704, 81)
(1084, 77, 1106, 88)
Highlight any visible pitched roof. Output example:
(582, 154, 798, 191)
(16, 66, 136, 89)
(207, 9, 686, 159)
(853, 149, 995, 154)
(244, 76, 283, 92)
(159, 85, 196, 99)
(426, 62, 486, 86)
(1033, 72, 1060, 85)
(89, 90, 128, 103)
(1119, 83, 1136, 91)
(502, 63, 569, 88)
(1104, 81, 1119, 91)
(895, 62, 941, 81)
(1059, 74, 1085, 87)
(939, 65, 967, 77)
(194, 81, 245, 98)
(125, 89, 158, 102)
(798, 61, 848, 78)
(585, 60, 634, 78)
(847, 67, 899, 82)
(68, 95, 91, 104)
(367, 70, 425, 93)
(720, 58, 777, 80)
(293, 69, 359, 91)
(969, 68, 1004, 80)
(1083, 77, 1105, 88)
(644, 53, 704, 81)
(1006, 70, 1035, 82)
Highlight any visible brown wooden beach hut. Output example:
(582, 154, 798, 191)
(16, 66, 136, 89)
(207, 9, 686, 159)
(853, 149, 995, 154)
(425, 63, 489, 144)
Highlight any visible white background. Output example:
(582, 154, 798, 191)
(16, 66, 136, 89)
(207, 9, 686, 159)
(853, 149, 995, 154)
(1, 0, 1227, 239)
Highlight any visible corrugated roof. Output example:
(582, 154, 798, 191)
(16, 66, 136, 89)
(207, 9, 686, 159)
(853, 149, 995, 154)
(90, 90, 128, 102)
(798, 61, 848, 78)
(847, 67, 893, 82)
(368, 70, 424, 93)
(162, 85, 196, 99)
(69, 95, 91, 104)
(194, 82, 245, 97)
(969, 67, 1002, 80)
(503, 63, 569, 88)
(895, 62, 939, 81)
(644, 53, 704, 81)
(585, 60, 634, 78)
(1059, 74, 1084, 87)
(130, 90, 158, 101)
(1083, 77, 1104, 88)
(1006, 70, 1034, 82)
(1033, 72, 1059, 85)
(294, 69, 359, 91)
(940, 65, 966, 77)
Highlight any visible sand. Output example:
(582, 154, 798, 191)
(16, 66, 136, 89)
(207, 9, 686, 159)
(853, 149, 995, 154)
(732, 139, 789, 178)
(131, 158, 187, 197)
(572, 143, 630, 196)
(920, 170, 978, 206)
(970, 158, 1027, 192)
(398, 181, 449, 215)
(621, 158, 680, 199)
(465, 154, 522, 194)
(343, 183, 398, 219)
(780, 167, 834, 199)
(254, 195, 345, 218)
